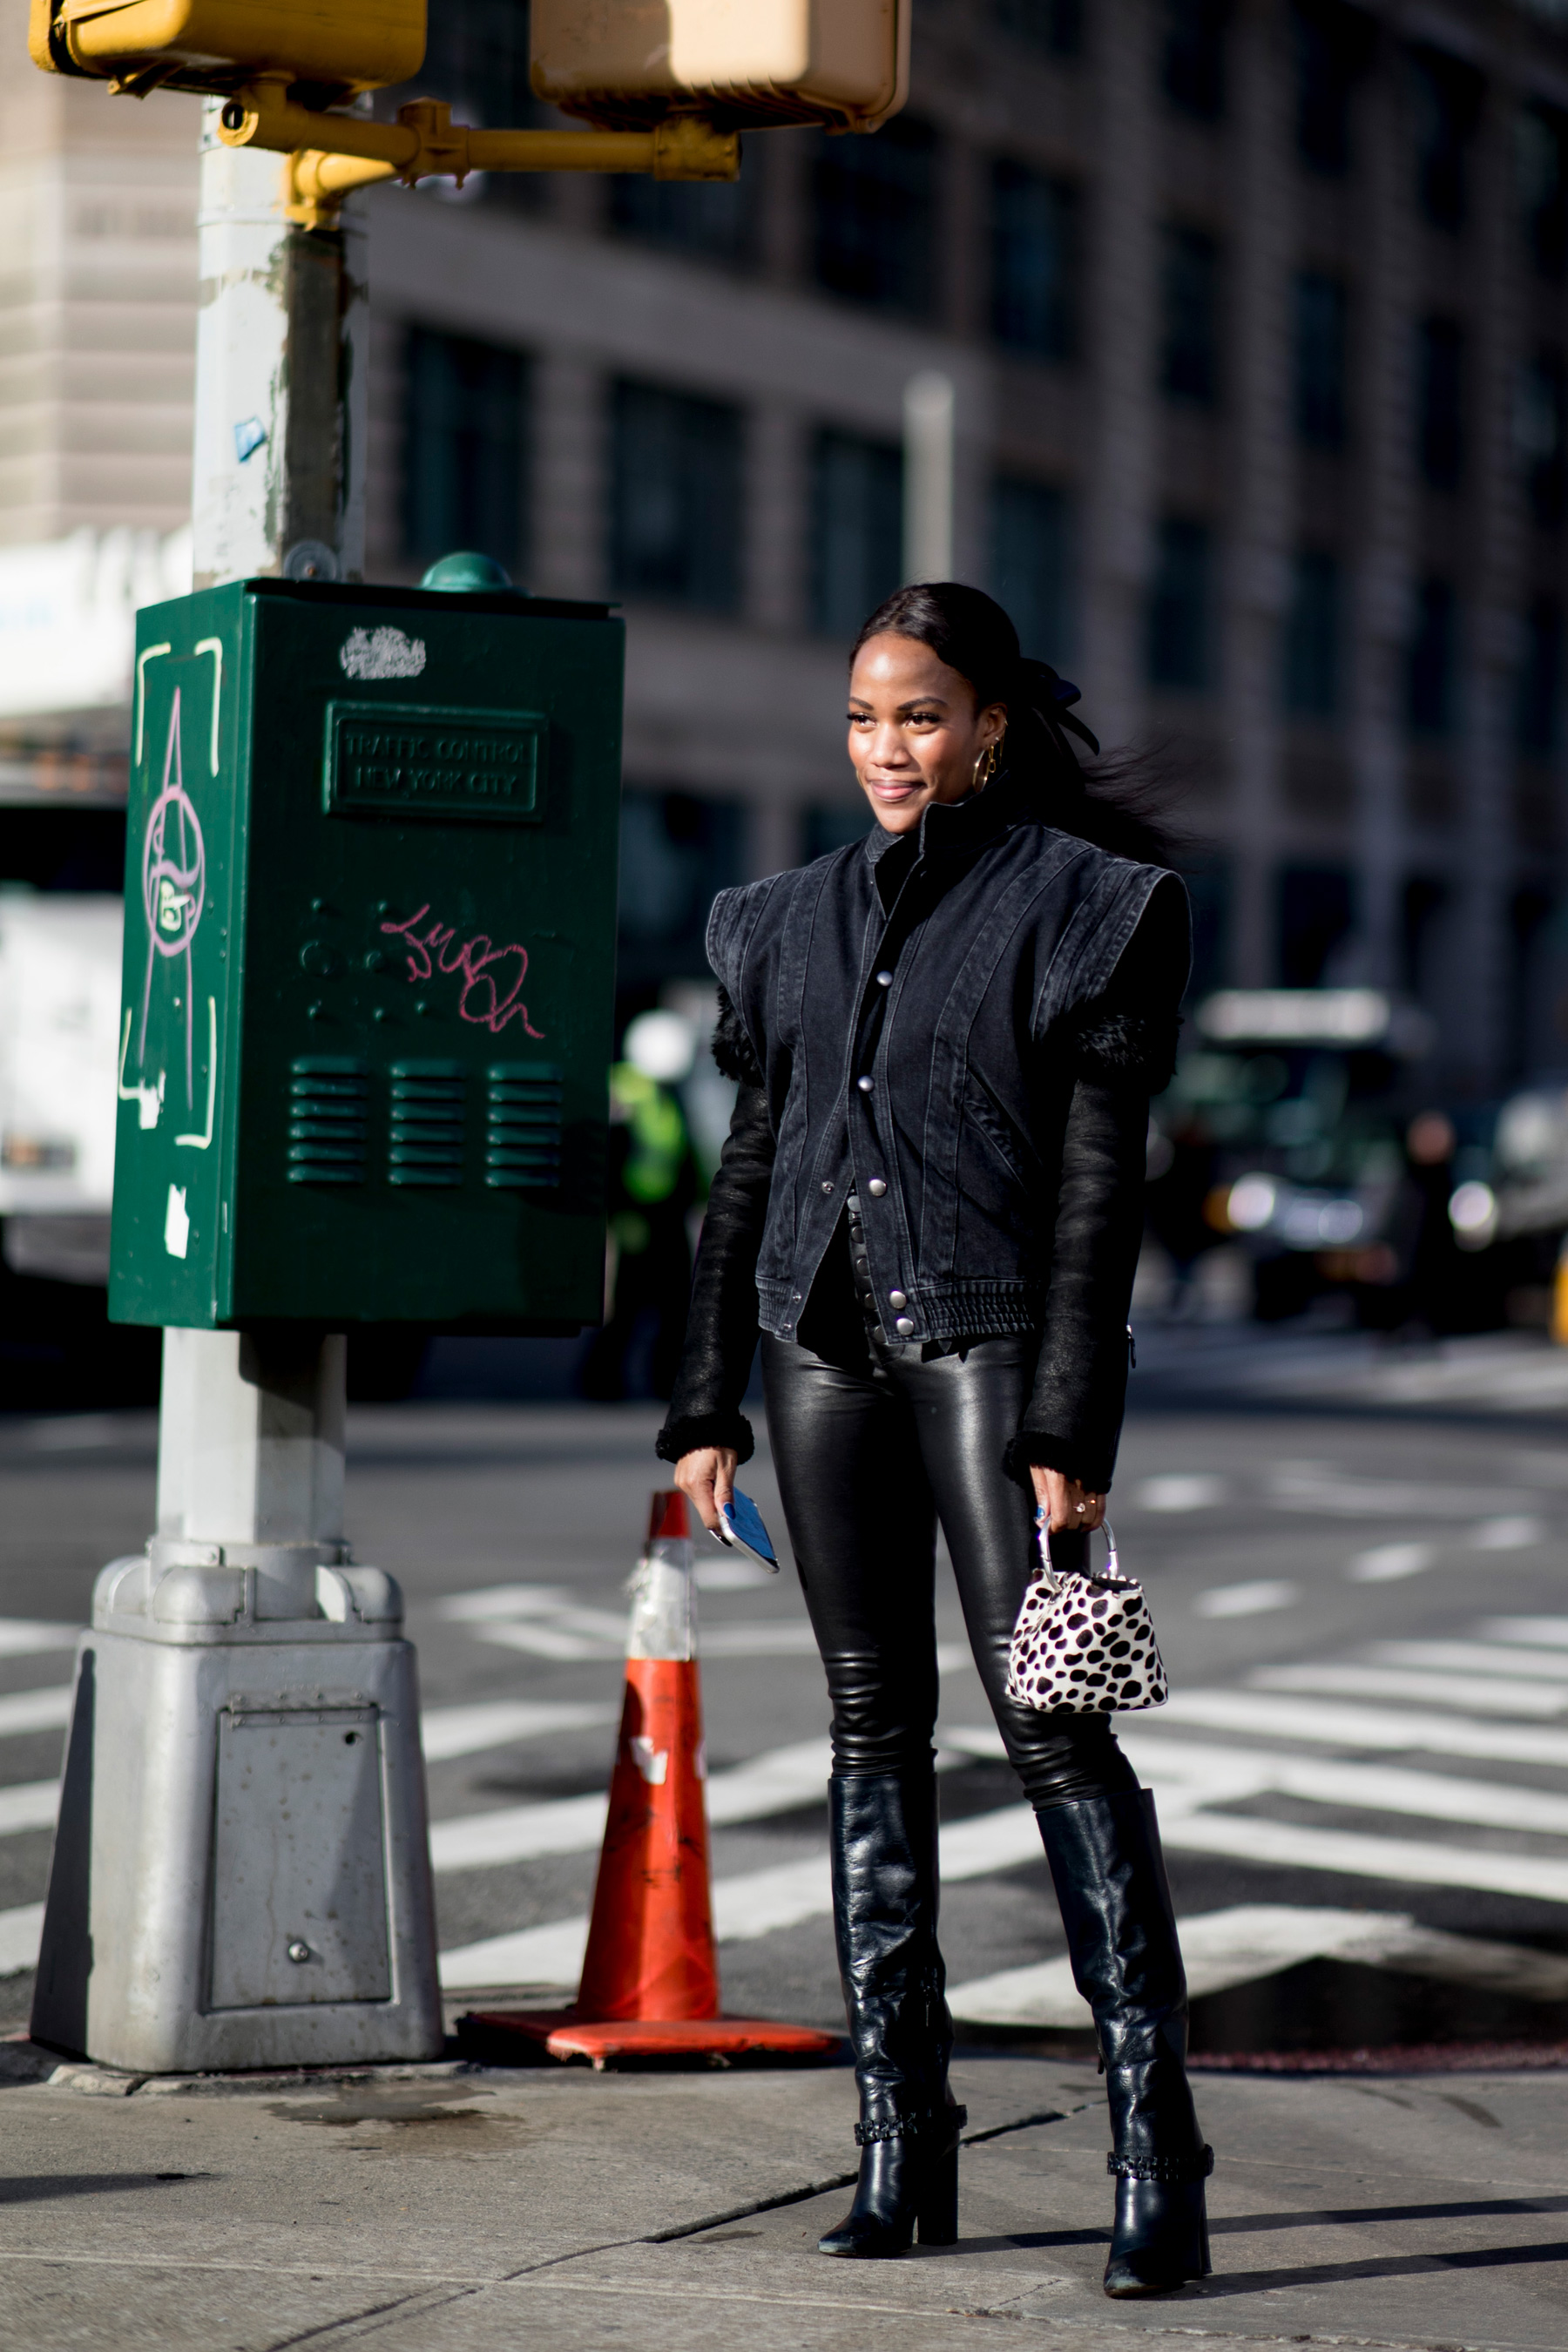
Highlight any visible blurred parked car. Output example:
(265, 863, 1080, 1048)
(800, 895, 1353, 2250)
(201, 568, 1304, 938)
(1149, 989, 1435, 1324)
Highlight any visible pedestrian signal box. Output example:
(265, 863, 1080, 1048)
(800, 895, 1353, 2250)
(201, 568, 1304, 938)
(531, 0, 908, 130)
(110, 578, 622, 1331)
(28, 0, 423, 98)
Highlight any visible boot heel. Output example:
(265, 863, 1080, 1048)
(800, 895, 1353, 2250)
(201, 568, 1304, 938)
(916, 2139, 959, 2245)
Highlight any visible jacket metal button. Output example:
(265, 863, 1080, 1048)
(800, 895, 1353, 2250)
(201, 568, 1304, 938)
(875, 970, 893, 987)
(821, 1180, 834, 1193)
(868, 1179, 887, 1197)
(895, 1316, 915, 1336)
(856, 1075, 874, 1092)
(889, 1289, 907, 1309)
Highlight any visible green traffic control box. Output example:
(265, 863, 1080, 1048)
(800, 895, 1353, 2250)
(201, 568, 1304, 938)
(110, 578, 623, 1328)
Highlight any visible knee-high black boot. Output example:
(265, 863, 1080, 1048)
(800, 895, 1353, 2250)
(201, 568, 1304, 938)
(1037, 1789, 1213, 2297)
(817, 1767, 967, 2258)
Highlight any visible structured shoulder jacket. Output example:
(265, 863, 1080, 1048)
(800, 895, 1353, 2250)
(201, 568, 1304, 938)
(658, 772, 1191, 1493)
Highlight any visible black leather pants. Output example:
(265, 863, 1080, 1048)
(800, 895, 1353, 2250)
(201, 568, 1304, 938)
(760, 1331, 1139, 1809)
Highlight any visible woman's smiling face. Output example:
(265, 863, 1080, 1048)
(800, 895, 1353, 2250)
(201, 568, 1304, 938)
(846, 633, 1007, 835)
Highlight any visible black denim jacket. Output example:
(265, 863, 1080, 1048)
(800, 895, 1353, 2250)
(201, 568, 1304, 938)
(657, 774, 1189, 1490)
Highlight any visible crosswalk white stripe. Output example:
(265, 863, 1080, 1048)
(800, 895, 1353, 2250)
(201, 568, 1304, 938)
(0, 1782, 64, 1836)
(419, 1700, 618, 1762)
(949, 1903, 1568, 2027)
(0, 1687, 71, 1739)
(0, 1623, 77, 1657)
(946, 1720, 1568, 1842)
(1120, 1735, 1568, 1836)
(1370, 1640, 1568, 1682)
(1161, 1686, 1568, 1767)
(438, 1807, 1051, 1990)
(1484, 1617, 1568, 1647)
(1157, 1804, 1568, 1904)
(0, 1903, 44, 1976)
(1250, 1663, 1568, 1716)
(429, 1739, 835, 1872)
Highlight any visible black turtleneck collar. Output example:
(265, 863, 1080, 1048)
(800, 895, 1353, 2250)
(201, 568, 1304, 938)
(862, 770, 1037, 909)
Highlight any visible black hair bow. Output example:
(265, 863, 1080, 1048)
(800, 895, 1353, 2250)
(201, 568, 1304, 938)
(1017, 655, 1100, 756)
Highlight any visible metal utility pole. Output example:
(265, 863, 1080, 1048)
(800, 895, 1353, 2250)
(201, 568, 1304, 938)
(171, 110, 363, 1630)
(902, 370, 956, 585)
(30, 118, 445, 2074)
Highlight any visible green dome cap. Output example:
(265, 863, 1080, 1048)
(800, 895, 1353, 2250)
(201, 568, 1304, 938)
(419, 551, 514, 591)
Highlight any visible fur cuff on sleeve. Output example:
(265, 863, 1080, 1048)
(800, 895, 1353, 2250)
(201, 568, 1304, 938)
(711, 988, 764, 1087)
(1072, 1010, 1180, 1092)
(656, 1411, 755, 1466)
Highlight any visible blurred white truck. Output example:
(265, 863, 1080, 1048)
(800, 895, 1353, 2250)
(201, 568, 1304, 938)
(0, 894, 123, 1283)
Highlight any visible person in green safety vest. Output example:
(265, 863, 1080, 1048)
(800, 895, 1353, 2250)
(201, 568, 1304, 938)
(581, 1010, 701, 1402)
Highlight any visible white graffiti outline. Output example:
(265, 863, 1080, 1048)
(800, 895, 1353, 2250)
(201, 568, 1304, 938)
(193, 638, 223, 775)
(138, 690, 206, 1112)
(134, 643, 172, 764)
(117, 1010, 163, 1131)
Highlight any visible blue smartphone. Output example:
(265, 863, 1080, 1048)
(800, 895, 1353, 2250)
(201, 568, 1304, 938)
(715, 1488, 779, 1570)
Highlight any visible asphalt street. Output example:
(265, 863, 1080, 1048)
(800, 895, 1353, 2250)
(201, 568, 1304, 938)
(3, 1323, 1568, 2054)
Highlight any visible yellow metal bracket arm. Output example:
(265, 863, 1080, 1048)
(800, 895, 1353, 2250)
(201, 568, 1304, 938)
(216, 83, 740, 231)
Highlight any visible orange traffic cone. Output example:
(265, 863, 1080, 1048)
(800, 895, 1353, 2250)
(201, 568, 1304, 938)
(463, 1490, 841, 2066)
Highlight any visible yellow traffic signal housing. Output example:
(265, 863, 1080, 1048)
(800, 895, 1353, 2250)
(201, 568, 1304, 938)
(28, 0, 424, 99)
(530, 0, 909, 131)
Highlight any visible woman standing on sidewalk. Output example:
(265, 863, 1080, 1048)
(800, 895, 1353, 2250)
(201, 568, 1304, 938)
(656, 582, 1212, 2296)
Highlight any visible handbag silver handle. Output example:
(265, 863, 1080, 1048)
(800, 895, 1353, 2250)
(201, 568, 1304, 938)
(1033, 1509, 1120, 1581)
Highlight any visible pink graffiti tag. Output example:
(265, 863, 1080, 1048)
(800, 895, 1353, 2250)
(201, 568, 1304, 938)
(379, 905, 544, 1037)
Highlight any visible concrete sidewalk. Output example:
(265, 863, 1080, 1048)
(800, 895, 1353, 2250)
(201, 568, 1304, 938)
(0, 2040, 1564, 2350)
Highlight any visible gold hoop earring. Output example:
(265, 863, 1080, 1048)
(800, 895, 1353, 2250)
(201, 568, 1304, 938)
(975, 739, 1001, 789)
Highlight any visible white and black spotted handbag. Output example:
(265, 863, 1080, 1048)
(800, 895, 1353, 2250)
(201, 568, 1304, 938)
(1006, 1517, 1168, 1715)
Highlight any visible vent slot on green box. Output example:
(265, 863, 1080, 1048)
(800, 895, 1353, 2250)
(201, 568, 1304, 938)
(389, 1060, 466, 1187)
(486, 1062, 564, 1189)
(288, 1058, 369, 1186)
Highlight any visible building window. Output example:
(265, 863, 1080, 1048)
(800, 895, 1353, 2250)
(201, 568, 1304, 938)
(1517, 594, 1562, 754)
(402, 327, 527, 573)
(1516, 350, 1567, 527)
(811, 430, 903, 639)
(1282, 551, 1342, 718)
(1518, 101, 1568, 280)
(812, 116, 936, 318)
(1278, 865, 1355, 987)
(1159, 226, 1220, 406)
(994, 0, 1083, 54)
(610, 161, 755, 266)
(1146, 519, 1215, 691)
(1161, 0, 1228, 120)
(990, 478, 1075, 662)
(990, 164, 1078, 359)
(1294, 272, 1348, 449)
(1407, 576, 1456, 736)
(1291, 0, 1373, 175)
(1416, 316, 1465, 490)
(1409, 47, 1484, 234)
(617, 792, 746, 993)
(805, 804, 873, 862)
(610, 381, 743, 612)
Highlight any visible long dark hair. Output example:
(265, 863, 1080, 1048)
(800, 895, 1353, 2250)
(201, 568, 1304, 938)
(850, 581, 1179, 867)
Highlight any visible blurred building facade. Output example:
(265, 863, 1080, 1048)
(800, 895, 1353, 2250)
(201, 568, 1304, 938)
(3, 0, 1568, 1087)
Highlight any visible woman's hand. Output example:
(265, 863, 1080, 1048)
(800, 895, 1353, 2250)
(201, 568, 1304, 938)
(1030, 1465, 1106, 1534)
(674, 1446, 740, 1536)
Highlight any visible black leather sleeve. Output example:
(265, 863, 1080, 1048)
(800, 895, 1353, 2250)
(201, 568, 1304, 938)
(1003, 1078, 1149, 1493)
(1004, 876, 1188, 1493)
(655, 1077, 774, 1465)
